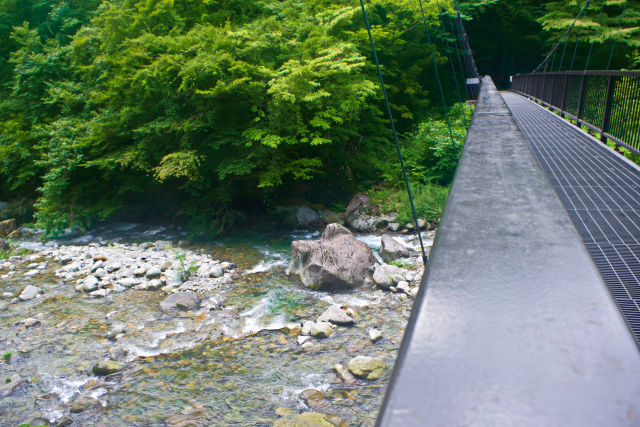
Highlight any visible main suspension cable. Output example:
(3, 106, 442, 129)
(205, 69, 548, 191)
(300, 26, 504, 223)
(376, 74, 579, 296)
(358, 0, 428, 265)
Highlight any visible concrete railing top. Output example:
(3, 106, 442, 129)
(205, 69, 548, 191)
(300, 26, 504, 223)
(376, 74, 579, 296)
(377, 77, 640, 427)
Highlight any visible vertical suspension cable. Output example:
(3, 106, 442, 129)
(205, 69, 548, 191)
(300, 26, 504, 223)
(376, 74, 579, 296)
(558, 38, 569, 71)
(358, 0, 428, 265)
(417, 0, 458, 155)
(436, 0, 469, 131)
(585, 0, 606, 71)
(607, 0, 628, 70)
(569, 16, 585, 71)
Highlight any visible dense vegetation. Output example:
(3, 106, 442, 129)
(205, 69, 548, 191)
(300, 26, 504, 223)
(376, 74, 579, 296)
(0, 0, 637, 237)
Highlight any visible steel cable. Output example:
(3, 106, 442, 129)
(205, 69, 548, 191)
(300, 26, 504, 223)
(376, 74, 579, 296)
(358, 0, 429, 265)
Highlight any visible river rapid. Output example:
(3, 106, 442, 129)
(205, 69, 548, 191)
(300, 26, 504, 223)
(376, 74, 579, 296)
(0, 223, 432, 426)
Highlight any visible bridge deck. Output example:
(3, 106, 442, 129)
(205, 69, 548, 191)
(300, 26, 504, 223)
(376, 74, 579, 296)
(378, 77, 640, 426)
(502, 92, 640, 342)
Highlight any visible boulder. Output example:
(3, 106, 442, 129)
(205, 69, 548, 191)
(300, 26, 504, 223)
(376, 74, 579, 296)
(296, 207, 320, 227)
(274, 413, 347, 427)
(160, 291, 200, 312)
(345, 212, 372, 232)
(379, 234, 412, 262)
(317, 305, 355, 325)
(83, 276, 99, 292)
(347, 356, 387, 380)
(301, 389, 330, 412)
(289, 224, 377, 290)
(146, 266, 162, 279)
(19, 285, 40, 301)
(333, 364, 357, 385)
(345, 193, 375, 220)
(372, 263, 404, 289)
(0, 218, 16, 238)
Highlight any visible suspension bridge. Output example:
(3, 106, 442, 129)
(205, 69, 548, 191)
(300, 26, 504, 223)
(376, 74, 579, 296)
(364, 1, 640, 425)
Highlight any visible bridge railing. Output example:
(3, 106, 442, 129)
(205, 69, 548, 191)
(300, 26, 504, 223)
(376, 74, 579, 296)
(511, 71, 640, 155)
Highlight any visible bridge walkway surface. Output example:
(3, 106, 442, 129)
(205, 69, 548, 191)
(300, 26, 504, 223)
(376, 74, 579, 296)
(377, 77, 640, 427)
(502, 92, 640, 342)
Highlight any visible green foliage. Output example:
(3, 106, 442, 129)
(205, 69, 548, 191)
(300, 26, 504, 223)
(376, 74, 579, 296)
(2, 352, 10, 361)
(369, 182, 450, 225)
(0, 0, 473, 236)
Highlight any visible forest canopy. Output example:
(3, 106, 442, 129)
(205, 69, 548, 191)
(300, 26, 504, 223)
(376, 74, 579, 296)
(0, 0, 637, 236)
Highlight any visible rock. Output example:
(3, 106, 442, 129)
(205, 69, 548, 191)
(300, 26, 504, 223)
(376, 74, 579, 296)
(70, 395, 100, 413)
(301, 321, 315, 336)
(93, 255, 107, 262)
(0, 374, 27, 398)
(209, 266, 224, 278)
(345, 193, 375, 220)
(396, 281, 410, 294)
(18, 317, 42, 328)
(388, 222, 400, 232)
(133, 267, 147, 277)
(310, 321, 333, 338)
(162, 270, 182, 288)
(0, 238, 9, 250)
(409, 287, 419, 298)
(60, 255, 73, 265)
(146, 279, 163, 290)
(56, 416, 73, 427)
(296, 207, 320, 227)
(345, 211, 372, 232)
(317, 305, 355, 325)
(160, 292, 200, 312)
(0, 218, 16, 238)
(90, 260, 104, 273)
(23, 269, 39, 277)
(19, 285, 40, 301)
(333, 364, 357, 385)
(118, 277, 138, 288)
(92, 360, 123, 376)
(83, 276, 99, 292)
(372, 263, 403, 289)
(297, 335, 311, 346)
(89, 289, 112, 298)
(106, 322, 127, 340)
(369, 328, 383, 343)
(379, 234, 412, 262)
(161, 261, 173, 270)
(417, 218, 427, 229)
(347, 356, 387, 380)
(274, 412, 346, 427)
(289, 224, 377, 290)
(146, 266, 162, 279)
(301, 388, 330, 412)
(106, 262, 121, 273)
(112, 283, 126, 293)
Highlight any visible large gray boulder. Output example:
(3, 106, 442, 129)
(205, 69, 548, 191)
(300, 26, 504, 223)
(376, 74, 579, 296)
(379, 234, 412, 262)
(344, 193, 377, 232)
(160, 291, 200, 312)
(289, 224, 378, 290)
(296, 207, 320, 227)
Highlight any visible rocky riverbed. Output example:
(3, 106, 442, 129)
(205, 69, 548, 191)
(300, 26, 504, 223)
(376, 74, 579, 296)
(0, 223, 433, 426)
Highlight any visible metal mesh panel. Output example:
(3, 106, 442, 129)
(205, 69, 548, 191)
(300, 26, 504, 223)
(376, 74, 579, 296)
(504, 92, 640, 345)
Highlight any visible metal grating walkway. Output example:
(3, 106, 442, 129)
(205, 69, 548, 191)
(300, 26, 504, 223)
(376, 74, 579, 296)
(503, 92, 640, 344)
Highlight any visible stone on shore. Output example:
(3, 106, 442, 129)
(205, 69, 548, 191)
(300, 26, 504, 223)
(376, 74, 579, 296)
(92, 360, 123, 376)
(289, 224, 377, 290)
(333, 364, 357, 385)
(19, 285, 40, 301)
(372, 263, 404, 289)
(317, 305, 355, 325)
(379, 234, 412, 262)
(347, 356, 387, 380)
(369, 328, 383, 343)
(83, 276, 99, 292)
(310, 321, 333, 338)
(160, 291, 200, 312)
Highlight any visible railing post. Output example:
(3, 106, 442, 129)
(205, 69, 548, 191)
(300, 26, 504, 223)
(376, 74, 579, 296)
(577, 74, 587, 127)
(560, 74, 569, 118)
(601, 76, 616, 144)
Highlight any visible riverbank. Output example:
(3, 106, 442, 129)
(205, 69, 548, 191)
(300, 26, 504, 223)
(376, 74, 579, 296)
(0, 222, 433, 426)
